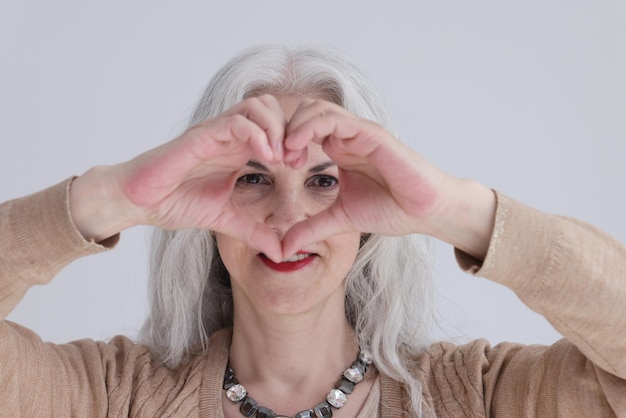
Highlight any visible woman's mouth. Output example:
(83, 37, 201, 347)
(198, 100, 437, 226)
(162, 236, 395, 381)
(259, 252, 317, 272)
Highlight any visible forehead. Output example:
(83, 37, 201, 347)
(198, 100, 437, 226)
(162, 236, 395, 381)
(275, 95, 307, 120)
(305, 143, 333, 167)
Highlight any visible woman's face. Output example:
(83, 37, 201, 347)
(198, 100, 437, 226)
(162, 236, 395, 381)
(215, 96, 361, 316)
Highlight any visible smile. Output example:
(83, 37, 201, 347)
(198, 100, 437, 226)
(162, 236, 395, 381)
(259, 252, 317, 272)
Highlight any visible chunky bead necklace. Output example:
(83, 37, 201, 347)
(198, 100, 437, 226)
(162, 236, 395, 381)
(223, 351, 372, 418)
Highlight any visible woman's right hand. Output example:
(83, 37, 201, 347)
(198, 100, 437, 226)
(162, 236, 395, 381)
(69, 95, 286, 262)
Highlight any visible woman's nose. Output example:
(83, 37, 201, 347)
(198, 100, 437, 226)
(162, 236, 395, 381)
(264, 190, 309, 238)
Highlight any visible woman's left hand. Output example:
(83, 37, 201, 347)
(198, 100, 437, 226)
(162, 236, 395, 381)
(281, 99, 496, 259)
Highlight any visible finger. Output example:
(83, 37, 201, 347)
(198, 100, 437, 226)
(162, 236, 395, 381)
(283, 99, 334, 163)
(286, 98, 348, 136)
(283, 145, 309, 169)
(222, 114, 275, 161)
(226, 95, 286, 161)
(287, 114, 382, 160)
(254, 94, 288, 160)
(284, 115, 376, 168)
(176, 115, 267, 165)
(281, 204, 354, 258)
(213, 208, 284, 263)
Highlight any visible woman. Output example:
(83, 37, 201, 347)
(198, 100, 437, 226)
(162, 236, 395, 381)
(1, 45, 624, 417)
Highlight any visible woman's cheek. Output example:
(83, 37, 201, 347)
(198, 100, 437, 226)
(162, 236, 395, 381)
(231, 189, 270, 215)
(310, 191, 339, 213)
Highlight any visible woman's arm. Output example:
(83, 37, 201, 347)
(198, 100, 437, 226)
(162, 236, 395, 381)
(0, 179, 117, 318)
(0, 95, 289, 415)
(382, 194, 626, 417)
(281, 99, 625, 414)
(0, 179, 116, 416)
(281, 97, 497, 259)
(470, 192, 626, 379)
(451, 193, 626, 416)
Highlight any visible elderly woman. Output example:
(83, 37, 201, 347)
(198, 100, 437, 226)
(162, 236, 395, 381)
(1, 45, 624, 417)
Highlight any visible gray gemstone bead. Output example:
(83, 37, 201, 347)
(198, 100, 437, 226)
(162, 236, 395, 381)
(313, 401, 333, 417)
(240, 396, 259, 417)
(294, 410, 314, 418)
(257, 406, 275, 418)
(337, 378, 355, 394)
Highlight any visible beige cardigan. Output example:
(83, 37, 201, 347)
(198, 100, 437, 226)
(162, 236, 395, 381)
(1, 179, 624, 417)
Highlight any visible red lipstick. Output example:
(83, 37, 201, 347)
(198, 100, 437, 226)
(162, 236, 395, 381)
(259, 252, 316, 272)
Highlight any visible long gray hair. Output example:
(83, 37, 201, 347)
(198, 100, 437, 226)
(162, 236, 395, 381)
(139, 44, 435, 417)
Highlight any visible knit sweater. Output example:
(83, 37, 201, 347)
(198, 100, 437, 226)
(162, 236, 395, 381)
(1, 179, 624, 417)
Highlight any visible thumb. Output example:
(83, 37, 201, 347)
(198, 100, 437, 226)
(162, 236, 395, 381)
(281, 204, 353, 257)
(215, 210, 283, 263)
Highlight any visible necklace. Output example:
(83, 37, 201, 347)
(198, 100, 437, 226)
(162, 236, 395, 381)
(223, 351, 372, 418)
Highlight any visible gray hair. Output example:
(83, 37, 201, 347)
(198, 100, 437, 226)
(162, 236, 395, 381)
(139, 44, 435, 417)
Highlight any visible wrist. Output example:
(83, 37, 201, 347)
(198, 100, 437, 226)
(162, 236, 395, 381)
(429, 178, 496, 260)
(69, 165, 138, 242)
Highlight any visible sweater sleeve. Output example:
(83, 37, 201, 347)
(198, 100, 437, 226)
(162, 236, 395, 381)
(452, 192, 626, 416)
(0, 181, 205, 417)
(0, 178, 118, 318)
(0, 179, 115, 415)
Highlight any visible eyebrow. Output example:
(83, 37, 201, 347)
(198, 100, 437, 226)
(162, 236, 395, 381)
(246, 161, 268, 171)
(246, 160, 336, 173)
(308, 161, 336, 173)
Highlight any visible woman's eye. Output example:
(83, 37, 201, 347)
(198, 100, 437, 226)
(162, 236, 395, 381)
(307, 175, 338, 189)
(236, 173, 270, 186)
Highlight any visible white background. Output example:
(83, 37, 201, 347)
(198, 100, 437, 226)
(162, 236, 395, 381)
(1, 1, 625, 347)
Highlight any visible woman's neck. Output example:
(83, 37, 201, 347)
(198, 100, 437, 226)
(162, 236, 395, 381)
(227, 292, 360, 415)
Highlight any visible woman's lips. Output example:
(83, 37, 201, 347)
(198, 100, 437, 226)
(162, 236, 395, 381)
(259, 252, 317, 272)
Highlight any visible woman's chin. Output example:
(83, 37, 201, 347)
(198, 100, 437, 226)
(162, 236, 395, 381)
(237, 282, 347, 319)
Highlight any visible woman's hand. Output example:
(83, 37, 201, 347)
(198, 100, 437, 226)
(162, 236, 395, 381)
(281, 99, 497, 260)
(70, 95, 496, 262)
(70, 95, 287, 262)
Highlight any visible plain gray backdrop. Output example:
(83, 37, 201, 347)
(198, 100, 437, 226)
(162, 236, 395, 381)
(2, 1, 625, 347)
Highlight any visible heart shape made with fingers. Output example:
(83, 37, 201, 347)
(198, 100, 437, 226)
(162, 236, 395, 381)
(122, 95, 440, 264)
